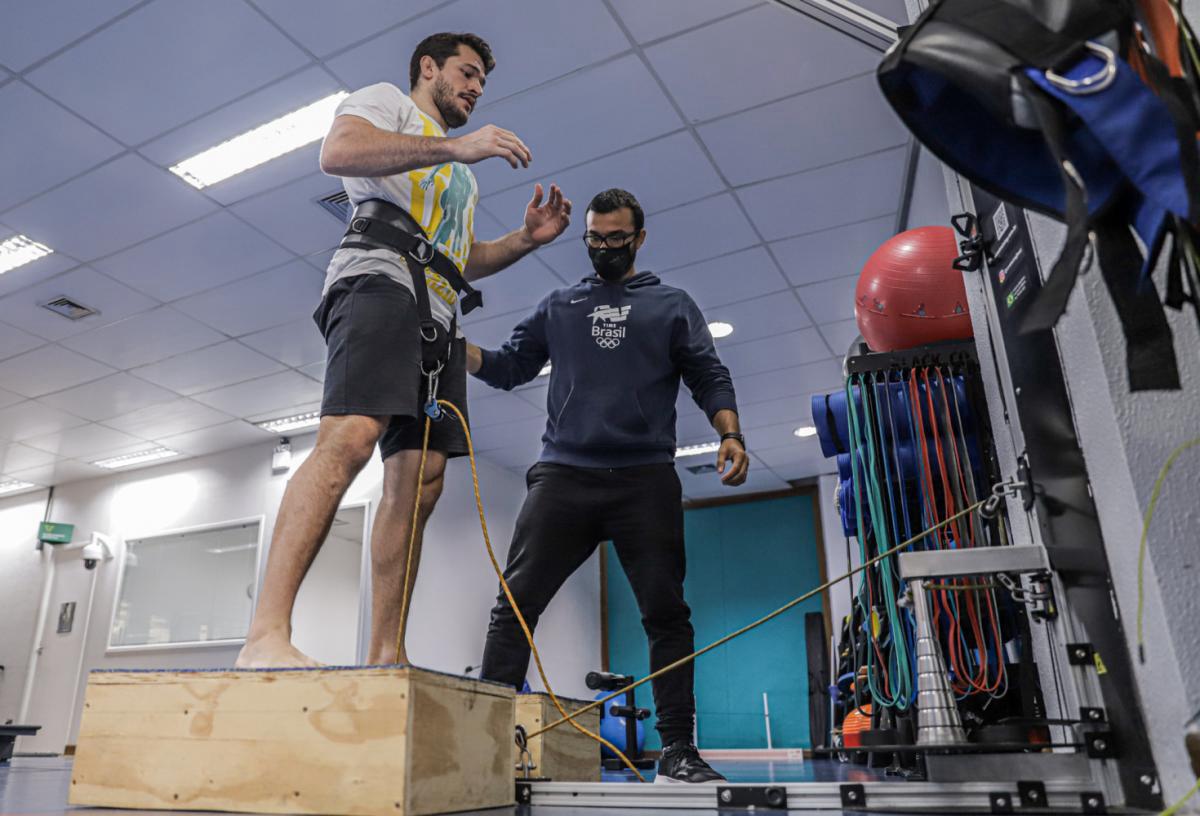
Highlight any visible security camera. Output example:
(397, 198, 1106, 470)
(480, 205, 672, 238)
(81, 539, 113, 570)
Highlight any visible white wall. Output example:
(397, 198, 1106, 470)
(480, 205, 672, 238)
(1, 434, 599, 752)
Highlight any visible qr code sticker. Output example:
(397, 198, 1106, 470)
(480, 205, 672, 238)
(992, 205, 1010, 240)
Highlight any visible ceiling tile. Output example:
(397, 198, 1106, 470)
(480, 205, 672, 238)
(38, 372, 178, 422)
(739, 394, 812, 431)
(0, 224, 77, 298)
(718, 327, 832, 378)
(0, 442, 58, 473)
(795, 274, 858, 324)
(140, 65, 342, 205)
(1, 154, 217, 262)
(703, 292, 812, 346)
(230, 173, 346, 256)
(297, 361, 324, 382)
(459, 307, 531, 351)
(733, 359, 846, 407)
(466, 55, 683, 195)
(468, 416, 547, 454)
(101, 397, 233, 440)
(156, 420, 274, 458)
(95, 211, 295, 302)
(0, 320, 45, 361)
(171, 261, 324, 337)
(481, 131, 722, 230)
(327, 0, 628, 106)
(7, 458, 107, 487)
(679, 455, 788, 500)
(0, 400, 89, 442)
(253, 0, 444, 58)
(906, 146, 953, 230)
(644, 3, 879, 122)
(239, 318, 326, 367)
(25, 0, 310, 144)
(753, 439, 835, 479)
(191, 370, 324, 418)
(0, 0, 140, 72)
(854, 0, 910, 24)
(699, 73, 907, 185)
(675, 410, 719, 445)
(0, 344, 115, 398)
(471, 392, 546, 430)
(23, 422, 146, 459)
(771, 215, 894, 287)
(245, 400, 321, 425)
(131, 339, 289, 396)
(745, 419, 816, 453)
(609, 0, 759, 43)
(817, 318, 862, 358)
(0, 386, 24, 410)
(658, 246, 788, 311)
(470, 255, 564, 321)
(58, 307, 224, 369)
(0, 267, 159, 341)
(740, 147, 905, 241)
(477, 435, 545, 471)
(0, 82, 124, 212)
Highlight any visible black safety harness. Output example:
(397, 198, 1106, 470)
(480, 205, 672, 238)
(338, 198, 484, 417)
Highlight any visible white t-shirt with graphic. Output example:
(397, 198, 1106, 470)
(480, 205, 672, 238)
(322, 82, 479, 331)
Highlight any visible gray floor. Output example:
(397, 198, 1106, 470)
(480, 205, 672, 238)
(0, 755, 911, 815)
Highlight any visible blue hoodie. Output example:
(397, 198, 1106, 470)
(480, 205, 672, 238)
(475, 271, 738, 468)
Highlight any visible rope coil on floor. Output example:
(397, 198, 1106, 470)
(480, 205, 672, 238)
(396, 398, 1018, 780)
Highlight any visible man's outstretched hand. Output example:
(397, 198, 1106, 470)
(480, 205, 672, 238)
(717, 439, 750, 486)
(523, 183, 572, 246)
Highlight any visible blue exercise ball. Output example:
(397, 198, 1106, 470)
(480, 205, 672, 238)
(596, 692, 645, 758)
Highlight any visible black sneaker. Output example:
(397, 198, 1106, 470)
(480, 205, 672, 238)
(655, 741, 726, 784)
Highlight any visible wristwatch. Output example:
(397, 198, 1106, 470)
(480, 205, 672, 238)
(720, 432, 745, 448)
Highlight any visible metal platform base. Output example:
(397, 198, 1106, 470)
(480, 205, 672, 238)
(517, 779, 1111, 812)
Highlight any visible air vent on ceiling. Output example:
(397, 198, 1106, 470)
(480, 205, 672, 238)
(316, 190, 351, 223)
(686, 463, 718, 475)
(42, 296, 97, 321)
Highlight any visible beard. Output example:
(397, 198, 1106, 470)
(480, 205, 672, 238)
(432, 76, 470, 129)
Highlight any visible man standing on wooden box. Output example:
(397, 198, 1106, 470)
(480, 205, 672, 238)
(466, 189, 748, 783)
(237, 32, 573, 669)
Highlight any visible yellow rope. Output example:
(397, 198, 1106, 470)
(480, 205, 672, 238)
(410, 400, 647, 781)
(1136, 437, 1200, 663)
(529, 498, 987, 740)
(1161, 775, 1200, 816)
(393, 416, 432, 664)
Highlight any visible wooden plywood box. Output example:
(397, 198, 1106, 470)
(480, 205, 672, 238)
(514, 693, 600, 782)
(70, 666, 515, 816)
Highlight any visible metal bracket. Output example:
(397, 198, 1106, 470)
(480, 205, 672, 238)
(1017, 781, 1047, 808)
(515, 778, 551, 804)
(839, 783, 866, 808)
(1085, 731, 1117, 759)
(1067, 643, 1095, 665)
(899, 544, 1049, 580)
(1079, 707, 1107, 724)
(1016, 454, 1035, 512)
(988, 791, 1015, 813)
(1080, 791, 1107, 813)
(717, 786, 787, 809)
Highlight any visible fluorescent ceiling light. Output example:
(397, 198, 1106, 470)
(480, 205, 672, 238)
(170, 91, 349, 189)
(0, 479, 38, 496)
(92, 447, 180, 470)
(675, 441, 720, 459)
(256, 411, 321, 434)
(794, 425, 817, 438)
(205, 543, 257, 555)
(708, 321, 734, 339)
(539, 362, 552, 377)
(0, 235, 53, 275)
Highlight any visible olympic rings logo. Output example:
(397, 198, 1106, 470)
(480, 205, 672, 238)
(595, 337, 621, 350)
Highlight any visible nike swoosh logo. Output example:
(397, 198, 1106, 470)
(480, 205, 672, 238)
(570, 297, 587, 304)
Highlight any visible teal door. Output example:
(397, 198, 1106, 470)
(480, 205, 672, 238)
(604, 492, 824, 750)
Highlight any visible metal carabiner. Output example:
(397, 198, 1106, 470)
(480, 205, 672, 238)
(1044, 41, 1117, 96)
(408, 237, 436, 266)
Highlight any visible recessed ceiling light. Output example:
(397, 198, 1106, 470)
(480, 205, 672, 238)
(0, 479, 38, 496)
(92, 447, 180, 469)
(675, 441, 721, 458)
(539, 362, 552, 377)
(708, 321, 734, 339)
(794, 426, 817, 438)
(0, 235, 53, 275)
(256, 411, 321, 434)
(170, 91, 350, 189)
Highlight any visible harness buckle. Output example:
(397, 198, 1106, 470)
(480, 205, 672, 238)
(349, 217, 369, 233)
(1044, 41, 1117, 96)
(408, 236, 436, 266)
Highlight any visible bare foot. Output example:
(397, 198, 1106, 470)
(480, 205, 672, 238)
(235, 634, 322, 669)
(365, 650, 409, 667)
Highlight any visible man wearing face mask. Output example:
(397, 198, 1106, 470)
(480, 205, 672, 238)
(464, 188, 748, 783)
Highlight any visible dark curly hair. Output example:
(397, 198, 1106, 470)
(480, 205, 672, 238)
(586, 188, 645, 231)
(409, 32, 495, 90)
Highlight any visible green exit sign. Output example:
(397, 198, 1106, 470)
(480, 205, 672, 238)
(38, 522, 75, 545)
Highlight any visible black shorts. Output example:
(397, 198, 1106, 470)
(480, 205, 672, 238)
(313, 272, 470, 461)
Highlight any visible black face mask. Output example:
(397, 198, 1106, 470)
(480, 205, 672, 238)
(588, 244, 636, 282)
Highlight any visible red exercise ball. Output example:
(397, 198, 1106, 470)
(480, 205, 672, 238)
(854, 226, 973, 352)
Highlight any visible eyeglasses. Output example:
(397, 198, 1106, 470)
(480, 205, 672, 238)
(582, 230, 638, 249)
